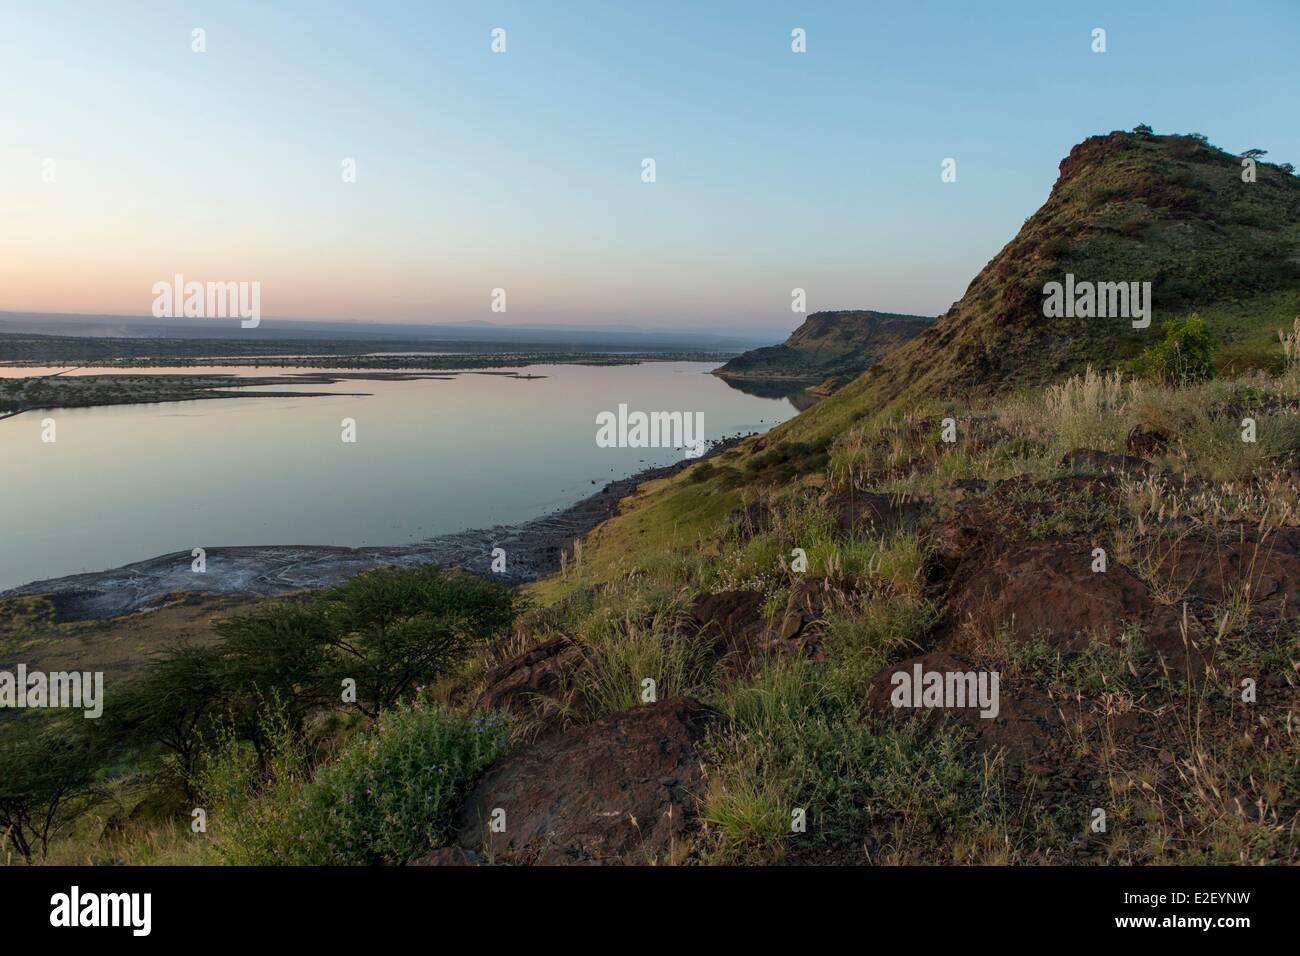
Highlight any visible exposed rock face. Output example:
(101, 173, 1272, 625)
(945, 538, 1194, 668)
(865, 649, 1063, 759)
(772, 130, 1300, 439)
(431, 698, 711, 865)
(474, 634, 584, 734)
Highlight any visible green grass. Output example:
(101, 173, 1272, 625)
(576, 595, 712, 715)
(697, 581, 980, 863)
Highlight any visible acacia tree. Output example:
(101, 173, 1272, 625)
(99, 643, 226, 797)
(0, 719, 98, 862)
(317, 566, 518, 717)
(205, 566, 515, 728)
(211, 601, 337, 755)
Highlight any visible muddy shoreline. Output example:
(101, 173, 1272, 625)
(2, 438, 744, 621)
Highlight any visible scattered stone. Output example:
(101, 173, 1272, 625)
(1059, 447, 1153, 476)
(1125, 425, 1169, 457)
(820, 490, 927, 536)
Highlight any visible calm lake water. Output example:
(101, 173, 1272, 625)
(0, 362, 796, 591)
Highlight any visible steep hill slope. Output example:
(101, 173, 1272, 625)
(777, 130, 1300, 449)
(712, 310, 932, 392)
(546, 129, 1300, 583)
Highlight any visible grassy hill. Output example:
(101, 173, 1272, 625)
(786, 130, 1300, 442)
(503, 129, 1300, 863)
(712, 310, 933, 392)
(544, 129, 1300, 584)
(8, 129, 1299, 868)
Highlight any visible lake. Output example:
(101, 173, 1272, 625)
(0, 362, 796, 591)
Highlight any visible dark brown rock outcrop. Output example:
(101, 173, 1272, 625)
(474, 635, 584, 734)
(438, 697, 712, 865)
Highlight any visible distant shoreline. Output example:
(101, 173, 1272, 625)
(0, 368, 548, 417)
(0, 358, 731, 417)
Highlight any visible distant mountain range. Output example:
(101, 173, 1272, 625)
(0, 311, 781, 354)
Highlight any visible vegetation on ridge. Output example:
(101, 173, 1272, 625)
(712, 310, 933, 394)
(5, 129, 1299, 867)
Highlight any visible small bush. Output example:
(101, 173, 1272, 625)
(1134, 314, 1217, 386)
(1040, 236, 1071, 260)
(196, 707, 320, 865)
(701, 746, 795, 863)
(309, 703, 508, 863)
(203, 701, 508, 865)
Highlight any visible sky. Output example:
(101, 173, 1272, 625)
(1, 0, 1297, 335)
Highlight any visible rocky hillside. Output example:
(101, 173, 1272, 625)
(713, 310, 933, 393)
(11, 129, 1298, 870)
(553, 129, 1300, 602)
(747, 130, 1300, 456)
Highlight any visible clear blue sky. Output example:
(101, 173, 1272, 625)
(2, 0, 1296, 333)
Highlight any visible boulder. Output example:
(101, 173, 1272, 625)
(688, 590, 768, 656)
(1166, 528, 1300, 620)
(1125, 425, 1169, 458)
(474, 635, 584, 735)
(865, 649, 1062, 758)
(444, 698, 711, 865)
(689, 585, 831, 679)
(946, 538, 1194, 670)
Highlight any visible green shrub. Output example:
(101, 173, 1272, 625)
(820, 594, 938, 694)
(1039, 236, 1071, 259)
(309, 703, 508, 863)
(1134, 314, 1217, 386)
(203, 700, 508, 865)
(211, 565, 517, 720)
(703, 663, 982, 863)
(197, 707, 320, 865)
